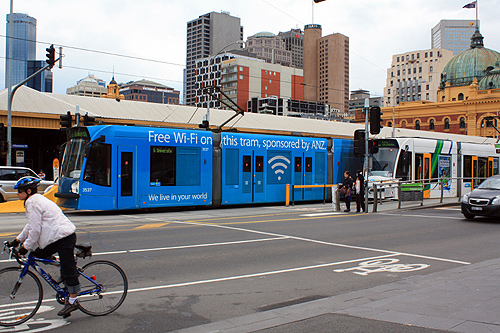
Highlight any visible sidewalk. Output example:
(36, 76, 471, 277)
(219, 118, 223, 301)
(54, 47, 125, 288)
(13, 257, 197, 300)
(174, 198, 500, 333)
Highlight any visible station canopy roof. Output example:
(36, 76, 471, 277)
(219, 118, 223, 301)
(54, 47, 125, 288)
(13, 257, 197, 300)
(0, 86, 497, 144)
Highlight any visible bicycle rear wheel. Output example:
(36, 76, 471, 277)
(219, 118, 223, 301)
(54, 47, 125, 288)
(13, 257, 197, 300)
(77, 260, 127, 316)
(0, 267, 43, 327)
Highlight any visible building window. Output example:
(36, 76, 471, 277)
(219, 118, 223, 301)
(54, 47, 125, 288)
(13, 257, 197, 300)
(458, 93, 464, 100)
(429, 119, 435, 130)
(460, 117, 466, 129)
(444, 118, 450, 130)
(415, 120, 420, 130)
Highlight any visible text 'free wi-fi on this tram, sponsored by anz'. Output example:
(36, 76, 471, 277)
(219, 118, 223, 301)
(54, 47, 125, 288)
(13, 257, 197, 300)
(55, 125, 335, 211)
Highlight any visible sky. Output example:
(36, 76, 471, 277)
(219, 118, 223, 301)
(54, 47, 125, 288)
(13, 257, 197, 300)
(1, 0, 498, 100)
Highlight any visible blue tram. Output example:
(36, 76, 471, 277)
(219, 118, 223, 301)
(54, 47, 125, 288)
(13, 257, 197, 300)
(56, 125, 351, 211)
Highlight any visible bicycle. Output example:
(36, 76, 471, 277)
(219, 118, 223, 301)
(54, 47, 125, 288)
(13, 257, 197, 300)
(0, 241, 128, 327)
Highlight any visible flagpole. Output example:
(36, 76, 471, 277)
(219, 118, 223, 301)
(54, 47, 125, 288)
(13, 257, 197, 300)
(476, 0, 479, 30)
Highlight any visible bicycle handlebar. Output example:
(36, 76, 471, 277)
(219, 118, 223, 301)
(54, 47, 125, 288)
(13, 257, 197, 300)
(2, 241, 27, 265)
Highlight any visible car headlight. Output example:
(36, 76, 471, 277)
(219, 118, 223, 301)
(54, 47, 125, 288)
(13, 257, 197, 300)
(461, 193, 470, 203)
(71, 181, 79, 194)
(492, 196, 500, 205)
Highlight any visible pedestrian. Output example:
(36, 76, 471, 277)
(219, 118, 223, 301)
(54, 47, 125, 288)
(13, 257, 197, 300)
(355, 170, 365, 212)
(7, 176, 81, 318)
(341, 171, 354, 212)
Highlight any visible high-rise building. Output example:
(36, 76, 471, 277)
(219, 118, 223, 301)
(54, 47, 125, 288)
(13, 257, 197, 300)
(303, 24, 349, 114)
(278, 28, 304, 69)
(5, 13, 37, 88)
(245, 32, 292, 67)
(185, 11, 243, 106)
(27, 60, 52, 92)
(383, 48, 453, 107)
(220, 57, 303, 112)
(431, 20, 479, 55)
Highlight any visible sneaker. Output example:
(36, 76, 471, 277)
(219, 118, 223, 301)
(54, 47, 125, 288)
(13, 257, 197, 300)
(344, 209, 350, 212)
(57, 300, 80, 318)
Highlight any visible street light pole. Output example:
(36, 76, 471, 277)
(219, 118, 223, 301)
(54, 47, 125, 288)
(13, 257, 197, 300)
(6, 0, 13, 166)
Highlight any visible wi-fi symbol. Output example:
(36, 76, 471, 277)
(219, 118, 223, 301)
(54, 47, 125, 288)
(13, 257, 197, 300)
(268, 155, 291, 180)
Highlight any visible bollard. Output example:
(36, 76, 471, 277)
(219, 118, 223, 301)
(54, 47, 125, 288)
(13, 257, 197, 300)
(373, 184, 378, 212)
(285, 184, 290, 206)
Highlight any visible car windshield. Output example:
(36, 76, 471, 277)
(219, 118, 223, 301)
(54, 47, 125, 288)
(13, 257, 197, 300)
(477, 177, 500, 190)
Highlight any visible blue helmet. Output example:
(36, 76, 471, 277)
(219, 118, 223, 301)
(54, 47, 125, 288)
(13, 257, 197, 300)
(14, 176, 41, 191)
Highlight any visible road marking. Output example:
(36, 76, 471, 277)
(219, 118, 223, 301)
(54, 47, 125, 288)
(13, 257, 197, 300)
(379, 213, 460, 220)
(300, 212, 346, 217)
(133, 222, 171, 229)
(126, 254, 400, 293)
(334, 258, 429, 276)
(174, 220, 471, 265)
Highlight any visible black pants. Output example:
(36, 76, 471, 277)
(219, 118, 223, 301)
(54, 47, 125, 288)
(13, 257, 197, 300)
(32, 233, 80, 293)
(344, 196, 351, 210)
(356, 193, 365, 212)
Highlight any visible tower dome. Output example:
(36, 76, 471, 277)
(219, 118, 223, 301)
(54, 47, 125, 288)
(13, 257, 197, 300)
(478, 61, 500, 90)
(440, 29, 500, 88)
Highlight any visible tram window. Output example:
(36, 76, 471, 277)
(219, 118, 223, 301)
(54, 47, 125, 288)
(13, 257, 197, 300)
(177, 147, 200, 186)
(315, 152, 325, 183)
(463, 156, 472, 182)
(305, 157, 312, 172)
(431, 154, 439, 180)
(243, 155, 251, 172)
(150, 146, 176, 186)
(478, 157, 487, 183)
(83, 142, 111, 187)
(396, 150, 411, 181)
(295, 157, 302, 172)
(494, 158, 499, 174)
(415, 154, 423, 181)
(225, 148, 239, 185)
(255, 156, 264, 172)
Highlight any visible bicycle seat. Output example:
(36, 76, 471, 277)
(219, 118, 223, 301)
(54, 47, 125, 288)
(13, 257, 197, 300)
(75, 243, 92, 258)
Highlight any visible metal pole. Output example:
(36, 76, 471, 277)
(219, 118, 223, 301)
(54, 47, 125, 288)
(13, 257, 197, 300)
(392, 105, 395, 137)
(364, 98, 369, 213)
(6, 0, 14, 166)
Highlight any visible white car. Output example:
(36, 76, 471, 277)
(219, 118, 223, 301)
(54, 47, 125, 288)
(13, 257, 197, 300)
(0, 166, 54, 203)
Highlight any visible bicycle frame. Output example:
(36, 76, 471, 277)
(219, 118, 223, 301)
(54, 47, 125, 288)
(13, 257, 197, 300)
(12, 254, 102, 300)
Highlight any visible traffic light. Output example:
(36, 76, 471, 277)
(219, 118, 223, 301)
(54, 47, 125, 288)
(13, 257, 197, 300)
(0, 141, 7, 153)
(369, 106, 382, 134)
(46, 44, 56, 68)
(83, 113, 96, 126)
(199, 120, 209, 129)
(353, 129, 365, 157)
(60, 111, 72, 128)
(369, 139, 379, 155)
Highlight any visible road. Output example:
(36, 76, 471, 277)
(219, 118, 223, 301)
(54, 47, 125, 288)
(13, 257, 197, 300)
(0, 204, 499, 332)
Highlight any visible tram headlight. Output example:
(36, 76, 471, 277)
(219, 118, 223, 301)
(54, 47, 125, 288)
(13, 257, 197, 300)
(71, 181, 79, 194)
(461, 193, 469, 204)
(492, 196, 500, 205)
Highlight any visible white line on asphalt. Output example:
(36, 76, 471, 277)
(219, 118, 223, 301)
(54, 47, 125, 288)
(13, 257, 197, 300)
(126, 253, 400, 293)
(0, 237, 289, 263)
(173, 221, 471, 265)
(300, 212, 346, 217)
(379, 213, 461, 220)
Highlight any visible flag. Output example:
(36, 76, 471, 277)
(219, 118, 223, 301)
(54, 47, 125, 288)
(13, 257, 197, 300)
(463, 1, 476, 8)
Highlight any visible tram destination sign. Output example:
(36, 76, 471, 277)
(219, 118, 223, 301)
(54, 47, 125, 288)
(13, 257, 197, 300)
(376, 139, 398, 148)
(67, 126, 90, 141)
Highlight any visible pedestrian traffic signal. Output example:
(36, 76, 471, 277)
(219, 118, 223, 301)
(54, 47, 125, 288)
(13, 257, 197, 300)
(353, 129, 365, 157)
(83, 113, 96, 126)
(0, 141, 7, 153)
(369, 106, 382, 134)
(0, 123, 6, 141)
(369, 139, 379, 155)
(46, 44, 56, 69)
(60, 111, 72, 128)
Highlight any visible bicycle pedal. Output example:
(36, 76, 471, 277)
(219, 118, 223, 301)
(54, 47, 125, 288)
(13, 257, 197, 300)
(63, 313, 71, 319)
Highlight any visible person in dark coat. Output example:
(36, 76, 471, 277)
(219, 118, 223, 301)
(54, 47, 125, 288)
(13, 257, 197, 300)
(341, 171, 354, 212)
(355, 170, 366, 212)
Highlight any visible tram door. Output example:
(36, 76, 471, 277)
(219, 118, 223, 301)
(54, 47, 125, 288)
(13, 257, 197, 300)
(472, 156, 479, 189)
(488, 157, 494, 177)
(241, 152, 265, 203)
(117, 146, 136, 209)
(423, 153, 432, 198)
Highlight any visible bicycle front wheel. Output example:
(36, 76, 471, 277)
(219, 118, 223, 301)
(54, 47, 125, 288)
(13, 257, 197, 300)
(78, 260, 128, 316)
(0, 267, 43, 327)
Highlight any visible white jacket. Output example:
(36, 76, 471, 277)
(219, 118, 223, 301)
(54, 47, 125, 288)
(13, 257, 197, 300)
(17, 194, 76, 250)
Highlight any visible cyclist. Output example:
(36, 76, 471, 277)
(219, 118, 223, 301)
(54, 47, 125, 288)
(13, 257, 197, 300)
(7, 176, 81, 317)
